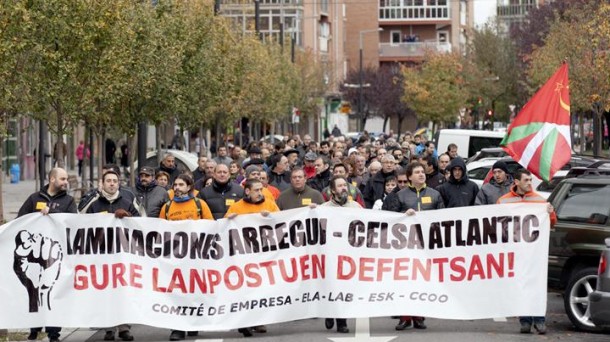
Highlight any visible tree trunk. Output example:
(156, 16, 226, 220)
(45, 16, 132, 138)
(0, 133, 5, 223)
(396, 116, 404, 141)
(97, 132, 104, 185)
(156, 125, 162, 165)
(55, 112, 65, 169)
(129, 135, 136, 187)
(593, 109, 603, 157)
(382, 116, 389, 133)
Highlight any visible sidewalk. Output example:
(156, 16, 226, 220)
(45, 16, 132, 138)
(1, 178, 95, 341)
(2, 178, 38, 222)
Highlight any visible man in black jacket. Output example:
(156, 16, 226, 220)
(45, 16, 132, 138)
(437, 158, 479, 208)
(158, 153, 182, 186)
(197, 164, 244, 219)
(134, 166, 169, 218)
(17, 168, 76, 342)
(307, 156, 331, 192)
(85, 170, 139, 341)
(363, 155, 397, 208)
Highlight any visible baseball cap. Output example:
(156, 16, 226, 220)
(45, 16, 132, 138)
(139, 166, 155, 176)
(304, 151, 317, 161)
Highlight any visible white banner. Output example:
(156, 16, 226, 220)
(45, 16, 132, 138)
(0, 204, 550, 330)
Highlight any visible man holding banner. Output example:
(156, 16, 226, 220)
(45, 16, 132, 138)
(84, 170, 138, 341)
(226, 178, 280, 337)
(497, 168, 556, 334)
(387, 161, 444, 331)
(17, 167, 76, 342)
(321, 175, 362, 333)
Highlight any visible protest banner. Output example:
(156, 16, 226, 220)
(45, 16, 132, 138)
(0, 204, 550, 330)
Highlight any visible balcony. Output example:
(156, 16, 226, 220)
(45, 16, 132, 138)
(497, 3, 536, 20)
(379, 41, 452, 59)
(379, 2, 450, 22)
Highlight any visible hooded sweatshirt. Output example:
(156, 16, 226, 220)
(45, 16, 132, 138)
(436, 158, 479, 208)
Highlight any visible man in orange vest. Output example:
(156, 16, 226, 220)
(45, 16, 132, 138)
(497, 168, 556, 335)
(226, 178, 279, 336)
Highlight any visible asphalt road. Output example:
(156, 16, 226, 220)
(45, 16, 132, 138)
(65, 291, 608, 342)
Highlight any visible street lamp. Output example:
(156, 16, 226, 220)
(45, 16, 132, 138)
(358, 28, 383, 131)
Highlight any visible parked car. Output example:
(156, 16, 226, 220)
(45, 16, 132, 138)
(589, 238, 610, 330)
(470, 155, 605, 197)
(466, 147, 508, 164)
(434, 129, 505, 159)
(260, 135, 285, 144)
(128, 149, 199, 176)
(465, 158, 501, 188)
(547, 174, 610, 332)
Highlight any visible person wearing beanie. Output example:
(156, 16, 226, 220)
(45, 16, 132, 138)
(475, 160, 513, 205)
(241, 165, 276, 202)
(436, 158, 479, 208)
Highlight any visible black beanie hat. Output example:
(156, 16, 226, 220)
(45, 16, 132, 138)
(492, 161, 509, 174)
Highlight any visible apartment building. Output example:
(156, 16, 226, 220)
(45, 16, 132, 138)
(345, 0, 474, 70)
(219, 0, 346, 95)
(496, 0, 545, 32)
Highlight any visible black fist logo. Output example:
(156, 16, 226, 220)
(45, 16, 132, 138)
(13, 230, 63, 312)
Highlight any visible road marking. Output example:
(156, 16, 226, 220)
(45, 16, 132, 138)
(328, 318, 397, 342)
(493, 317, 508, 322)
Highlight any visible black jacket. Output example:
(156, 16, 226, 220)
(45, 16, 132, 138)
(197, 180, 244, 219)
(158, 163, 181, 186)
(135, 182, 169, 218)
(268, 170, 291, 192)
(78, 186, 137, 213)
(381, 186, 401, 212)
(426, 170, 445, 189)
(395, 185, 445, 212)
(363, 170, 396, 209)
(437, 158, 479, 208)
(307, 168, 331, 192)
(85, 193, 140, 217)
(192, 168, 206, 184)
(18, 185, 77, 217)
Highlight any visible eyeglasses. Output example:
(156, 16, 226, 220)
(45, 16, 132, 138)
(397, 180, 408, 184)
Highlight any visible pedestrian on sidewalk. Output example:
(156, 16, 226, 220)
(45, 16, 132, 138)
(75, 140, 89, 177)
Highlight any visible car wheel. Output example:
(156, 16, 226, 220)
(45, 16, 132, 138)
(563, 267, 601, 332)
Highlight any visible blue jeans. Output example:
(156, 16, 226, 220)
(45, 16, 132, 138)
(519, 316, 545, 325)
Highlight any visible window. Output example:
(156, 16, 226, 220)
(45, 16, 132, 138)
(468, 137, 503, 157)
(391, 31, 401, 44)
(556, 184, 610, 224)
(467, 167, 491, 181)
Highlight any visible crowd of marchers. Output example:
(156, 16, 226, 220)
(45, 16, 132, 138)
(18, 128, 556, 341)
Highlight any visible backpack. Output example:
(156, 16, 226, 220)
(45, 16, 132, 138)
(164, 197, 203, 219)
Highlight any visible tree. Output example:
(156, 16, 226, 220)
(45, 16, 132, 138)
(341, 66, 379, 129)
(465, 22, 520, 124)
(402, 52, 468, 129)
(528, 2, 610, 156)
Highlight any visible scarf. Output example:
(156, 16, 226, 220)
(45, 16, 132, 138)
(101, 189, 120, 203)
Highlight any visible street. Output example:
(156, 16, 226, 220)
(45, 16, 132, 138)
(58, 292, 607, 342)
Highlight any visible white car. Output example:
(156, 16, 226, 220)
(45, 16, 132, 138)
(130, 149, 199, 174)
(466, 157, 566, 198)
(466, 158, 501, 188)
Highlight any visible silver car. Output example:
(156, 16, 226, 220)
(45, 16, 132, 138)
(590, 237, 610, 330)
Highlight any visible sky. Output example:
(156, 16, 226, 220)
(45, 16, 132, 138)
(473, 0, 497, 28)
